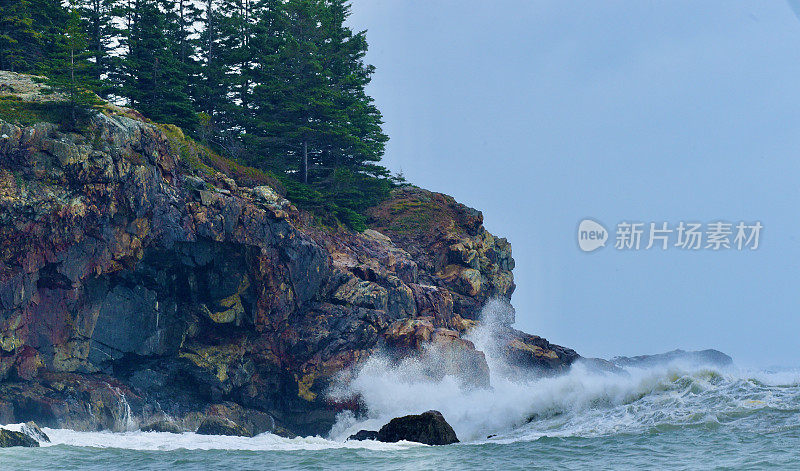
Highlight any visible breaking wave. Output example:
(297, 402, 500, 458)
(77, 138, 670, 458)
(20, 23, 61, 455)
(327, 301, 800, 444)
(4, 301, 799, 454)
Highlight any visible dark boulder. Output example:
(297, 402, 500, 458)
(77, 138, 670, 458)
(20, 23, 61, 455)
(141, 420, 183, 434)
(376, 410, 458, 445)
(0, 429, 39, 447)
(196, 416, 251, 437)
(347, 430, 380, 441)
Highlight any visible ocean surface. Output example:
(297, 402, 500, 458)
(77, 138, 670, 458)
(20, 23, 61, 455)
(2, 305, 798, 470)
(2, 363, 798, 470)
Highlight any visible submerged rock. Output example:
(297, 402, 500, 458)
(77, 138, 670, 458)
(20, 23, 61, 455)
(0, 428, 39, 447)
(196, 416, 251, 437)
(141, 420, 183, 434)
(347, 429, 380, 441)
(376, 410, 459, 445)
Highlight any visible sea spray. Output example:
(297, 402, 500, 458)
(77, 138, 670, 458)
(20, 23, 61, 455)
(327, 298, 623, 441)
(107, 384, 137, 432)
(327, 300, 793, 443)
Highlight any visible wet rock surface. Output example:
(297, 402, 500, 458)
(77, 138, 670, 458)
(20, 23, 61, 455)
(20, 421, 49, 442)
(196, 416, 251, 437)
(0, 428, 39, 447)
(376, 410, 459, 445)
(347, 429, 379, 441)
(140, 420, 183, 433)
(0, 72, 581, 437)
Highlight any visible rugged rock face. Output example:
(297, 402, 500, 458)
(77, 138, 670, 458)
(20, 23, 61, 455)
(0, 72, 581, 436)
(140, 420, 182, 433)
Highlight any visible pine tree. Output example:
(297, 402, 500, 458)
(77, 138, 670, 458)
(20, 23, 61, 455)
(75, 0, 120, 95)
(29, 0, 75, 72)
(0, 0, 38, 72)
(42, 9, 100, 124)
(243, 0, 388, 184)
(316, 0, 388, 179)
(121, 0, 197, 129)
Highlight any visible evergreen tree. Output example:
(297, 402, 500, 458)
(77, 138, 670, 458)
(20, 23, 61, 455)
(316, 0, 388, 179)
(244, 0, 388, 185)
(0, 0, 38, 72)
(121, 0, 197, 129)
(42, 9, 100, 123)
(75, 0, 120, 95)
(0, 0, 396, 229)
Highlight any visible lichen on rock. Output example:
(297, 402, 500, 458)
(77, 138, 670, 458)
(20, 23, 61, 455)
(0, 72, 581, 437)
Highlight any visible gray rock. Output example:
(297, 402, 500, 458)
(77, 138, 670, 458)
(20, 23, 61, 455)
(196, 416, 251, 437)
(141, 420, 183, 434)
(347, 430, 379, 441)
(612, 349, 733, 368)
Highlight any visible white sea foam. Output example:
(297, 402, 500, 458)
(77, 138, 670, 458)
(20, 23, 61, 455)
(327, 300, 799, 444)
(28, 429, 420, 451)
(2, 300, 797, 452)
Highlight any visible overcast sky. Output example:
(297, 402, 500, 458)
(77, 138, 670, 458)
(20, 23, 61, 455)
(348, 0, 800, 366)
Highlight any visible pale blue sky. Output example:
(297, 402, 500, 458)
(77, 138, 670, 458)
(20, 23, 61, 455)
(348, 0, 800, 366)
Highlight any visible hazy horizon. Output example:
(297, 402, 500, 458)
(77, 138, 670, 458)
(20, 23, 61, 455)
(348, 0, 800, 367)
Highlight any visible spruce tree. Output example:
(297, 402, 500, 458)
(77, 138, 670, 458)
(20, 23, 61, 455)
(243, 0, 388, 184)
(121, 0, 197, 129)
(0, 0, 38, 72)
(75, 0, 120, 95)
(43, 9, 100, 124)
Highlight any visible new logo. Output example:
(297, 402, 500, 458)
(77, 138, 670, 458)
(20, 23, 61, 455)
(578, 219, 608, 252)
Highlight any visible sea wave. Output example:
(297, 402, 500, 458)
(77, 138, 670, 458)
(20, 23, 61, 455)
(3, 361, 797, 453)
(3, 301, 798, 453)
(27, 429, 420, 452)
(327, 301, 800, 444)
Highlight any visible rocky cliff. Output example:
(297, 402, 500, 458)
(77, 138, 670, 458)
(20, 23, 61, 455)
(0, 73, 579, 436)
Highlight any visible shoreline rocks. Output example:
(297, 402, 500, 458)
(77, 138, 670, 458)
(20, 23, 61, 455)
(0, 71, 580, 437)
(141, 421, 183, 434)
(347, 429, 380, 441)
(20, 421, 49, 443)
(347, 411, 459, 446)
(611, 349, 733, 368)
(196, 417, 251, 437)
(0, 428, 39, 447)
(377, 410, 458, 445)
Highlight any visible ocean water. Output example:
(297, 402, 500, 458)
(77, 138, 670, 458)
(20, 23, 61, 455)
(2, 303, 798, 470)
(1, 364, 798, 470)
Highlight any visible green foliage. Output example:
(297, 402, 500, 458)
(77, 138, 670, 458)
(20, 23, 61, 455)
(278, 167, 393, 232)
(161, 123, 285, 191)
(0, 0, 38, 72)
(120, 0, 197, 130)
(239, 0, 389, 183)
(41, 9, 102, 127)
(73, 0, 121, 94)
(0, 0, 400, 230)
(0, 96, 93, 128)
